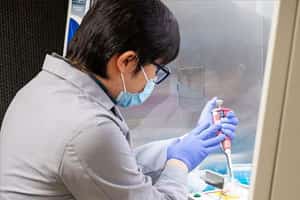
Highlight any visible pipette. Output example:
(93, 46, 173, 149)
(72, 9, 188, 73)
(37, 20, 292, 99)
(212, 99, 233, 181)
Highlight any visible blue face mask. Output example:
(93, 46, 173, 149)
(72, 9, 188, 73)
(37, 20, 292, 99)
(116, 67, 156, 108)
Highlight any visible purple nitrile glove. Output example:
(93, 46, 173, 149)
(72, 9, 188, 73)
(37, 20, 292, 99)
(167, 122, 226, 172)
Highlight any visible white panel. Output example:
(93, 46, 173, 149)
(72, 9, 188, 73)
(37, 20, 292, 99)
(271, 2, 300, 199)
(250, 1, 298, 199)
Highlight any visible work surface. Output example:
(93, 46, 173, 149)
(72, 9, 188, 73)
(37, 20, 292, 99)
(188, 164, 251, 200)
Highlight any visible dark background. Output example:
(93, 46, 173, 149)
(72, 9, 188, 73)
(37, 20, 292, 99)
(0, 0, 68, 125)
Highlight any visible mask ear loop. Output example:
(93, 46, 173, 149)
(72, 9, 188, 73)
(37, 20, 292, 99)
(120, 73, 127, 92)
(141, 66, 150, 81)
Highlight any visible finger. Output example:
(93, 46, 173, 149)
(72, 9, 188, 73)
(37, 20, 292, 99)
(207, 96, 218, 107)
(203, 134, 226, 147)
(198, 97, 219, 125)
(189, 122, 210, 136)
(202, 97, 218, 112)
(226, 110, 238, 120)
(220, 117, 239, 126)
(221, 128, 236, 140)
(221, 123, 236, 132)
(206, 144, 222, 154)
(226, 111, 235, 118)
(198, 124, 221, 140)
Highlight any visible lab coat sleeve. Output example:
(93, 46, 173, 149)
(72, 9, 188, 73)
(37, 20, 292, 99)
(58, 121, 188, 200)
(133, 138, 178, 184)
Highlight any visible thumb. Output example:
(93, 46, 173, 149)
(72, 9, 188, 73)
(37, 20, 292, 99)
(198, 97, 218, 123)
(204, 97, 218, 112)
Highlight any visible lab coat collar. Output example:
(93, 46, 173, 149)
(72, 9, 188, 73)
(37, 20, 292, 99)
(42, 53, 115, 111)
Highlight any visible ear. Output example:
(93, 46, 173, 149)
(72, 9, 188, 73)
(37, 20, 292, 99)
(116, 51, 138, 74)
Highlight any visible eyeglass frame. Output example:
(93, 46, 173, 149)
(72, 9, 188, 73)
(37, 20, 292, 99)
(152, 63, 171, 85)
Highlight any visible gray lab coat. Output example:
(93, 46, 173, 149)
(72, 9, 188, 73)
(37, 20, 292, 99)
(0, 54, 188, 200)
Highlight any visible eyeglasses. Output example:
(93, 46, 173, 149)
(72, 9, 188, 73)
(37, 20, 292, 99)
(152, 63, 171, 85)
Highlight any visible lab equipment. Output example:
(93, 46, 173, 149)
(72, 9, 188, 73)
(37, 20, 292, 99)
(212, 99, 234, 181)
(187, 165, 251, 200)
(173, 97, 237, 172)
(198, 97, 238, 137)
(199, 170, 225, 189)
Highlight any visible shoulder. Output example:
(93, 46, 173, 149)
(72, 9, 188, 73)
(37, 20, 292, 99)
(60, 118, 134, 174)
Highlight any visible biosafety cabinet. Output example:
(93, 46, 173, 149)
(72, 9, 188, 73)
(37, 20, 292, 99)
(55, 0, 300, 199)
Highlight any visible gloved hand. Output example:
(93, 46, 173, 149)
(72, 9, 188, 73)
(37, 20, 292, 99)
(219, 111, 239, 140)
(197, 97, 218, 125)
(197, 97, 239, 140)
(167, 122, 227, 172)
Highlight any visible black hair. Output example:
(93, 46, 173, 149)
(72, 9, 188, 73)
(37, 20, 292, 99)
(66, 0, 180, 78)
